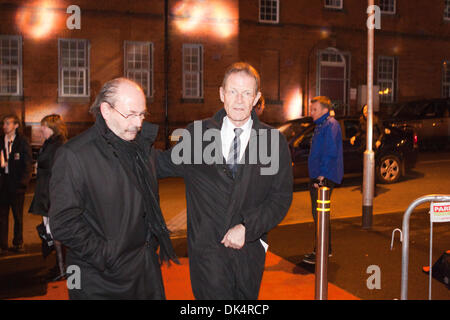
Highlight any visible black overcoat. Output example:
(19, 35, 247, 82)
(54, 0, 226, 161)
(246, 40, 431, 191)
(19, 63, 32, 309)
(49, 116, 166, 299)
(157, 109, 293, 299)
(29, 134, 65, 216)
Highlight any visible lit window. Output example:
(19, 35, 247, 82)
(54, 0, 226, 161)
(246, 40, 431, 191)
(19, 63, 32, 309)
(324, 0, 343, 9)
(58, 39, 89, 97)
(445, 0, 450, 20)
(259, 0, 279, 23)
(182, 44, 203, 99)
(379, 0, 396, 14)
(443, 61, 450, 98)
(0, 35, 22, 96)
(124, 41, 153, 97)
(378, 56, 397, 103)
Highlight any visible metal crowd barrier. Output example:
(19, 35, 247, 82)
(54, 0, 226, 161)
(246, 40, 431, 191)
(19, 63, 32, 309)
(399, 194, 450, 300)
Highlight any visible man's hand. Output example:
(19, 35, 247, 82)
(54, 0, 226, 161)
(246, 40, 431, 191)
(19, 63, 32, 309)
(314, 176, 324, 188)
(221, 224, 246, 249)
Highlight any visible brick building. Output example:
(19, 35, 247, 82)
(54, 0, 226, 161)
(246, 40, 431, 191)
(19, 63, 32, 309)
(1, 0, 449, 146)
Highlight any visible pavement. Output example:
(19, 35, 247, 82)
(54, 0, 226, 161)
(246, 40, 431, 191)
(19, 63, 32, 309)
(0, 151, 449, 300)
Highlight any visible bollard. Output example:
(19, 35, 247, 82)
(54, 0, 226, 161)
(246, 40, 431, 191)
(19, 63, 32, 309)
(315, 186, 330, 300)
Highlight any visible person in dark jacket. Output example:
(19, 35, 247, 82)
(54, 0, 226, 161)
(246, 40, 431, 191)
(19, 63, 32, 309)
(302, 96, 343, 265)
(29, 114, 67, 280)
(49, 78, 178, 299)
(350, 104, 386, 150)
(157, 62, 293, 299)
(0, 114, 32, 254)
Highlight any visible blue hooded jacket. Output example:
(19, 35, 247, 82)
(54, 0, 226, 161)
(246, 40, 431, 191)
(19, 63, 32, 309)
(308, 112, 344, 184)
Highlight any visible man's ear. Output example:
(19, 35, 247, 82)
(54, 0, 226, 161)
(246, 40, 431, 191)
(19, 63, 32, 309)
(99, 102, 111, 119)
(219, 87, 225, 103)
(252, 91, 262, 107)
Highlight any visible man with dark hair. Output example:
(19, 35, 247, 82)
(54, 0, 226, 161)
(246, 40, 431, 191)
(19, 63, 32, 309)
(49, 78, 178, 299)
(0, 114, 32, 254)
(302, 96, 343, 265)
(157, 62, 293, 299)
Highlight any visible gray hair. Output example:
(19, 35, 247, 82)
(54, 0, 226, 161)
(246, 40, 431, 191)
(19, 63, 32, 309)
(89, 77, 140, 116)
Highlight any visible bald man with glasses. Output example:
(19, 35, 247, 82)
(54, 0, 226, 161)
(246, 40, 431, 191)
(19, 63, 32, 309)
(49, 78, 178, 299)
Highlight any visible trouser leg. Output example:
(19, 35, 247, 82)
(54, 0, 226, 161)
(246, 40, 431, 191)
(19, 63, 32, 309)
(11, 192, 25, 246)
(54, 240, 66, 279)
(0, 201, 9, 250)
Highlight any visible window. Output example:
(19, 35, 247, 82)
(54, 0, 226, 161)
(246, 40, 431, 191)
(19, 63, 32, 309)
(443, 61, 450, 98)
(259, 0, 279, 23)
(124, 41, 153, 98)
(378, 56, 397, 103)
(445, 0, 450, 20)
(317, 49, 351, 116)
(379, 0, 396, 14)
(324, 0, 343, 9)
(0, 35, 22, 96)
(182, 44, 203, 99)
(58, 39, 89, 97)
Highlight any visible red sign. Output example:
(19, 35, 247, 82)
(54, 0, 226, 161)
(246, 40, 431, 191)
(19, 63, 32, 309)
(430, 202, 450, 223)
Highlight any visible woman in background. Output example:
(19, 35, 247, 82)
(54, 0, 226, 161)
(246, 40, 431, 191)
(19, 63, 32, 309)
(29, 114, 67, 281)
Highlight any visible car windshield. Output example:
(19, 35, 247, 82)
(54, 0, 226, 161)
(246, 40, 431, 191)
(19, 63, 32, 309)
(278, 120, 312, 140)
(393, 101, 431, 118)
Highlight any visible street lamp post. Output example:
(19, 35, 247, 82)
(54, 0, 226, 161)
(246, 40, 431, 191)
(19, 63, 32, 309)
(164, 0, 170, 149)
(362, 0, 375, 229)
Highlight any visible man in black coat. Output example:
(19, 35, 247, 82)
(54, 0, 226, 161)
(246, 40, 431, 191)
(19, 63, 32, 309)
(49, 78, 178, 299)
(157, 62, 293, 299)
(0, 114, 32, 254)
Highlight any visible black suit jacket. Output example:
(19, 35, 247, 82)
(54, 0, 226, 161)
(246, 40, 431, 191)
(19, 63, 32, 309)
(0, 133, 33, 194)
(156, 108, 293, 299)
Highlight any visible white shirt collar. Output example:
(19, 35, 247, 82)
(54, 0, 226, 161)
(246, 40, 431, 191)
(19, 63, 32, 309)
(222, 116, 253, 134)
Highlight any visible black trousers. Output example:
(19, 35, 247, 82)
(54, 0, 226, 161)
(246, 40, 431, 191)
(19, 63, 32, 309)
(0, 179, 25, 249)
(309, 179, 335, 254)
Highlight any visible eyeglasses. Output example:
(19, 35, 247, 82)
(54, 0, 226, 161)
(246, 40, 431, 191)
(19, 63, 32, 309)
(105, 101, 149, 120)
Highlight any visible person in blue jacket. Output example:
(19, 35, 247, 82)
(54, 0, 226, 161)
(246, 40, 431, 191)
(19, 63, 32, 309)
(303, 96, 343, 265)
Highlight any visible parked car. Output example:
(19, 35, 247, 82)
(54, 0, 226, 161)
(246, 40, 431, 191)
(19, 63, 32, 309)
(277, 116, 419, 184)
(384, 98, 450, 150)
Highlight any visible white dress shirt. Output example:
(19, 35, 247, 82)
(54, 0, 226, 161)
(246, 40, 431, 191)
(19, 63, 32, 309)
(221, 116, 253, 163)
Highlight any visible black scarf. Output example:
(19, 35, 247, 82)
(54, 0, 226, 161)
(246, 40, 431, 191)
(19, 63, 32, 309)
(95, 114, 179, 265)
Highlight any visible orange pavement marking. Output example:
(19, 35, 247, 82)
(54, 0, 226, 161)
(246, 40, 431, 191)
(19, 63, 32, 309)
(13, 251, 358, 300)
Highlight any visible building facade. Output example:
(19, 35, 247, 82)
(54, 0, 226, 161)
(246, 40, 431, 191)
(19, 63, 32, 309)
(1, 0, 449, 146)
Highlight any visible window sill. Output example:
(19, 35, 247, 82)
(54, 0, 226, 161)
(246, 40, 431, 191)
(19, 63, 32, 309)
(0, 95, 23, 101)
(258, 20, 280, 25)
(181, 98, 204, 104)
(58, 96, 91, 104)
(323, 7, 345, 12)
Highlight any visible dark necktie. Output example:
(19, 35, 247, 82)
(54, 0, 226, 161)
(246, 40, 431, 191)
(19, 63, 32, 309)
(7, 140, 12, 159)
(227, 128, 243, 178)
